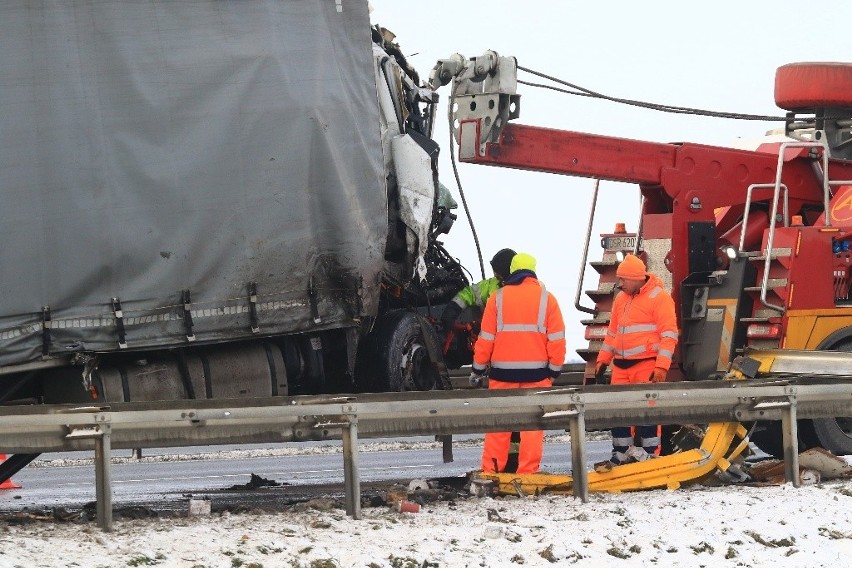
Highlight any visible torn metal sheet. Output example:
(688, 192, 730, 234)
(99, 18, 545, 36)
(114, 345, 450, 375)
(392, 134, 437, 281)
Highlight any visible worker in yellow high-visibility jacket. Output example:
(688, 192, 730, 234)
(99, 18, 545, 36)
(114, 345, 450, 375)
(439, 248, 516, 330)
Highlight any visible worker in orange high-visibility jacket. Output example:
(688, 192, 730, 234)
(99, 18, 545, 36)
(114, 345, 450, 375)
(471, 252, 566, 474)
(594, 253, 678, 469)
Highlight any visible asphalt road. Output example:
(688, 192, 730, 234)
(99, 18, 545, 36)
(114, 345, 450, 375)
(0, 433, 612, 515)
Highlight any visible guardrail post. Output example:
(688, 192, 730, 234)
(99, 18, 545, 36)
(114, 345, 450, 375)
(94, 424, 113, 531)
(780, 396, 799, 487)
(342, 415, 361, 519)
(568, 405, 588, 503)
(66, 421, 113, 531)
(439, 434, 453, 463)
(739, 391, 802, 488)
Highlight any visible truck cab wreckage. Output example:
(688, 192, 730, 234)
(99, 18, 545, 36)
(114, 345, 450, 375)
(432, 53, 852, 492)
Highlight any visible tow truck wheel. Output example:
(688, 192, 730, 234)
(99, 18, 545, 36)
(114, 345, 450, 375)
(775, 62, 852, 111)
(747, 421, 784, 458)
(800, 337, 852, 455)
(752, 336, 852, 457)
(749, 415, 852, 459)
(357, 310, 439, 393)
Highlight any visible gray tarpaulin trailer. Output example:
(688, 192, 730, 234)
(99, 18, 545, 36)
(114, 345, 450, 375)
(0, 1, 468, 404)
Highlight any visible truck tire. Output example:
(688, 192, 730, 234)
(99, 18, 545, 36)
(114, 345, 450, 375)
(809, 416, 852, 455)
(749, 410, 852, 458)
(358, 310, 440, 393)
(748, 415, 830, 458)
(747, 421, 784, 458)
(751, 336, 852, 457)
(801, 336, 852, 455)
(775, 62, 852, 111)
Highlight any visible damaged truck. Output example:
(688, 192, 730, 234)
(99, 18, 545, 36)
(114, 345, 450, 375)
(0, 1, 469, 405)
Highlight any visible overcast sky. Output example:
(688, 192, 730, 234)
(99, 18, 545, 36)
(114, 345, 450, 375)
(370, 0, 850, 361)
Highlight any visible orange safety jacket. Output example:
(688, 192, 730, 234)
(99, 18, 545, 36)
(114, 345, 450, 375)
(473, 272, 566, 383)
(597, 273, 679, 370)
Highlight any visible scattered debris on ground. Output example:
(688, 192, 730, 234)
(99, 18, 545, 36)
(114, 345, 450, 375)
(749, 448, 852, 485)
(228, 473, 281, 490)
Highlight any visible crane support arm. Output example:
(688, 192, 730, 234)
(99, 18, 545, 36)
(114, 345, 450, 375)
(458, 121, 676, 185)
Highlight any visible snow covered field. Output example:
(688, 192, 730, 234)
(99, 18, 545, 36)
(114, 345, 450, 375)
(1, 479, 851, 567)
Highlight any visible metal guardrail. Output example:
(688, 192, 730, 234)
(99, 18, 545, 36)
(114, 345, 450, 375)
(1, 377, 851, 530)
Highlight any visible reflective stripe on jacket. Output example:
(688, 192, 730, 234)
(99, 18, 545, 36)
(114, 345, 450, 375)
(596, 273, 679, 370)
(473, 275, 566, 382)
(451, 276, 501, 309)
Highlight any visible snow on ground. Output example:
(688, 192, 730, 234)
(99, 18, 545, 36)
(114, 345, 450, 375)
(1, 479, 852, 567)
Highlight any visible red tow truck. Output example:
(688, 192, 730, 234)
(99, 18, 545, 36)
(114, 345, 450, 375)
(431, 55, 852, 455)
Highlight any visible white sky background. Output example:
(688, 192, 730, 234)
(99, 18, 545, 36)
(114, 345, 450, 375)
(371, 0, 851, 361)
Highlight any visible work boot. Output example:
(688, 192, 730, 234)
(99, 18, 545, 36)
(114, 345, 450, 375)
(624, 445, 654, 463)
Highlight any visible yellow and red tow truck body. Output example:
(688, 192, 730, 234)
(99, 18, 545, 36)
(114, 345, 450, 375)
(433, 55, 852, 456)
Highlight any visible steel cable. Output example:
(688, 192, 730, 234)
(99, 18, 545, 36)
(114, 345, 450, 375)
(447, 89, 486, 281)
(517, 65, 791, 122)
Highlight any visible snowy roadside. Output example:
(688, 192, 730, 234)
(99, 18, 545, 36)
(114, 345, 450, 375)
(1, 480, 852, 567)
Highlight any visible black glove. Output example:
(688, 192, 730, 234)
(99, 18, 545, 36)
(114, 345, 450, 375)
(440, 302, 463, 329)
(594, 362, 608, 384)
(469, 370, 486, 388)
(549, 368, 562, 379)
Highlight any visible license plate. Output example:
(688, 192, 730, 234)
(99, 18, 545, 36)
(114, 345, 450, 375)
(601, 235, 642, 251)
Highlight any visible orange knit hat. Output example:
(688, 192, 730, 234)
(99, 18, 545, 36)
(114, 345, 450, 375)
(616, 254, 647, 279)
